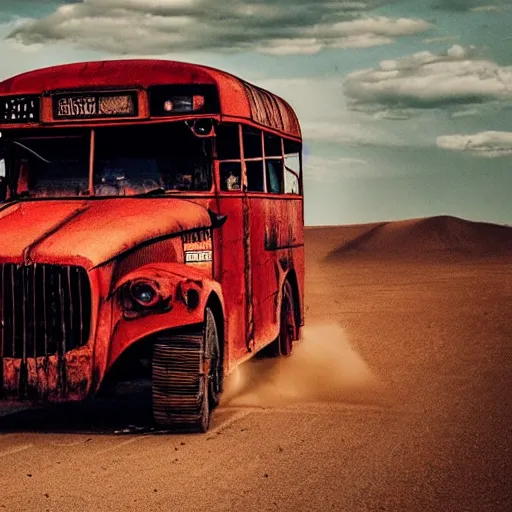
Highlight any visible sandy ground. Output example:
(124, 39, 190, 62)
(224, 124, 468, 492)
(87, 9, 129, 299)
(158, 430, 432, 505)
(1, 219, 512, 511)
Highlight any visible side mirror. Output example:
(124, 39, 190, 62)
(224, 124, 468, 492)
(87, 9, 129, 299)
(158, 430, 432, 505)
(208, 209, 228, 229)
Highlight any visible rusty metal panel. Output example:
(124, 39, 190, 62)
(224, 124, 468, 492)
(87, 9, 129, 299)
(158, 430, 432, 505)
(2, 358, 21, 397)
(214, 196, 250, 364)
(249, 197, 304, 347)
(2, 346, 92, 401)
(263, 199, 304, 251)
(241, 81, 301, 138)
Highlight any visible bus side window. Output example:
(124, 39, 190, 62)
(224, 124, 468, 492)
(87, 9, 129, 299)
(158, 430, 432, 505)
(220, 161, 242, 191)
(246, 161, 264, 192)
(216, 123, 240, 160)
(283, 139, 301, 195)
(243, 126, 265, 192)
(265, 159, 283, 194)
(264, 132, 281, 157)
(264, 132, 284, 194)
(243, 126, 262, 159)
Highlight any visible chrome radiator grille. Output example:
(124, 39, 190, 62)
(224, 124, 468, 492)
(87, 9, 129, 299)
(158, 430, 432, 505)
(0, 263, 91, 359)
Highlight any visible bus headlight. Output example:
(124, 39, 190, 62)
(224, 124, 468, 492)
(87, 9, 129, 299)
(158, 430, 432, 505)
(130, 280, 159, 307)
(120, 278, 173, 318)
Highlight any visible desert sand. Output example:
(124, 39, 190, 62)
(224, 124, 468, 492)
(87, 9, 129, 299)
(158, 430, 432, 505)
(0, 215, 511, 511)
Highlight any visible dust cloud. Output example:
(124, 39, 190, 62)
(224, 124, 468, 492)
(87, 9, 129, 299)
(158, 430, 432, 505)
(220, 323, 385, 409)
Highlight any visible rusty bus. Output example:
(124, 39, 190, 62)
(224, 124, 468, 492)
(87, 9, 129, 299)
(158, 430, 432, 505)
(0, 59, 304, 432)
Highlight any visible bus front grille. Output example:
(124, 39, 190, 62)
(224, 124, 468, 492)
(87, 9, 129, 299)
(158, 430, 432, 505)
(0, 264, 91, 359)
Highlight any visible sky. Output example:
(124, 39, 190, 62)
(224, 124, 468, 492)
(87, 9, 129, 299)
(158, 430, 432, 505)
(0, 0, 511, 226)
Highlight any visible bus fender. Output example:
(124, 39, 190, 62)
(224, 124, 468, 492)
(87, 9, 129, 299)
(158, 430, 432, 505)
(104, 262, 225, 377)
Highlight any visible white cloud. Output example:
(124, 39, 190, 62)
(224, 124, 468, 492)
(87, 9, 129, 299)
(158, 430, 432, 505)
(256, 17, 433, 55)
(323, 17, 431, 38)
(373, 109, 414, 120)
(446, 44, 466, 58)
(334, 33, 394, 48)
(470, 5, 504, 12)
(449, 108, 482, 119)
(424, 35, 460, 44)
(7, 1, 431, 55)
(344, 44, 512, 111)
(256, 38, 324, 56)
(436, 131, 512, 157)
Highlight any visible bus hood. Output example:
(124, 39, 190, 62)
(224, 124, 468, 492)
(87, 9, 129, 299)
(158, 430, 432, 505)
(0, 198, 215, 268)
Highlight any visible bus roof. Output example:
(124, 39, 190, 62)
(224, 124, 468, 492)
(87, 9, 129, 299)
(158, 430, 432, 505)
(0, 59, 301, 139)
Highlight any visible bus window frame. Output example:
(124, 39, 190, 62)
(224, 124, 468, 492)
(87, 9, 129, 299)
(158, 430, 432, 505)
(215, 123, 245, 194)
(282, 139, 302, 196)
(216, 122, 303, 197)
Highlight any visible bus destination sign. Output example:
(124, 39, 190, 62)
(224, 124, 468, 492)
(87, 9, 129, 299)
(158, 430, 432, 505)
(53, 91, 138, 120)
(0, 95, 40, 123)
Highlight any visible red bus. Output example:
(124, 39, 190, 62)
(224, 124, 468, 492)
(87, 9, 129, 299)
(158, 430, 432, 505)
(0, 59, 304, 432)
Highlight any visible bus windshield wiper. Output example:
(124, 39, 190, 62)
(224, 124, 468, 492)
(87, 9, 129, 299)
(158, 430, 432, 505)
(12, 141, 51, 164)
(135, 187, 167, 197)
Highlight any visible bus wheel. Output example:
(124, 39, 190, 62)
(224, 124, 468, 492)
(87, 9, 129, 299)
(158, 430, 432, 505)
(205, 307, 223, 410)
(265, 281, 297, 357)
(151, 307, 222, 433)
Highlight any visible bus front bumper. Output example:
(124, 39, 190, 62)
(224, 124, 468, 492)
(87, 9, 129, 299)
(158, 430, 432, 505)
(1, 345, 92, 403)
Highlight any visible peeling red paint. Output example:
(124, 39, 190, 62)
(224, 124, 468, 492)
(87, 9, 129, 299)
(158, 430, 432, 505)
(0, 199, 213, 269)
(2, 358, 21, 398)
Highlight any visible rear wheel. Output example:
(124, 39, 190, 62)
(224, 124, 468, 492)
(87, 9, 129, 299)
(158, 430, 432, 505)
(265, 280, 297, 357)
(151, 307, 222, 433)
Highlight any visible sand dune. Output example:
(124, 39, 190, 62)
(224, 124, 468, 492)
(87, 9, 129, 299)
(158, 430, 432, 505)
(307, 215, 512, 262)
(1, 216, 512, 511)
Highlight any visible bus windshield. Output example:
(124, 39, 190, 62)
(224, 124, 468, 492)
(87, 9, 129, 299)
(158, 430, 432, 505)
(0, 123, 213, 201)
(2, 134, 90, 199)
(94, 124, 212, 195)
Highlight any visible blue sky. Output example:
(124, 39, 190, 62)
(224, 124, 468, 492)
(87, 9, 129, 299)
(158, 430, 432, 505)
(0, 0, 511, 226)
